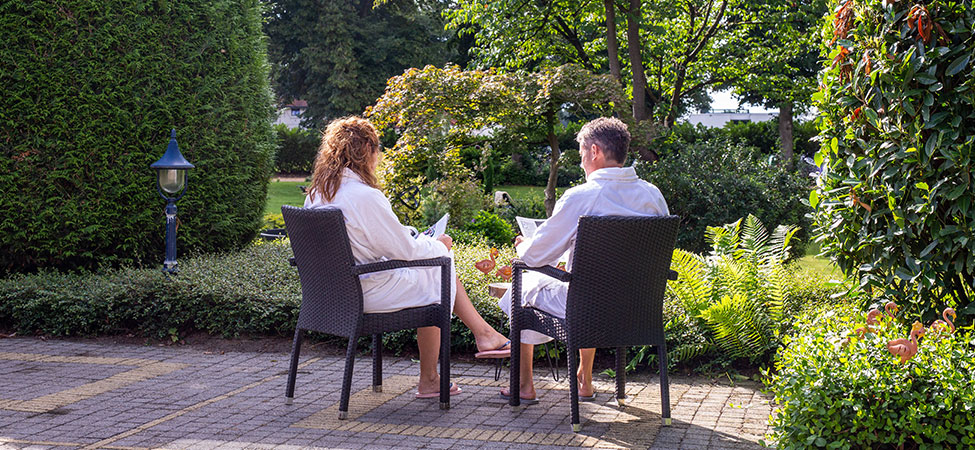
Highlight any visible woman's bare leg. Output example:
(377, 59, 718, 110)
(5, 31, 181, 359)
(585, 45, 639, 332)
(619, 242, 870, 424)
(500, 343, 537, 400)
(416, 326, 441, 394)
(451, 277, 509, 352)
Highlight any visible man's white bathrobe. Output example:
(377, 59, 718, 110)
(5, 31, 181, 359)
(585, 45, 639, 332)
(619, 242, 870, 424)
(304, 169, 455, 314)
(498, 166, 669, 344)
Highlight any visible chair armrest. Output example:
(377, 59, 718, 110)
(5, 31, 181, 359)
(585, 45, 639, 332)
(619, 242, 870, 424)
(352, 257, 452, 276)
(668, 270, 678, 280)
(289, 257, 297, 267)
(512, 259, 572, 283)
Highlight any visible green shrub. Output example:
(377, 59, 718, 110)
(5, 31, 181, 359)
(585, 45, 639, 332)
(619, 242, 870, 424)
(462, 211, 516, 247)
(273, 124, 319, 174)
(0, 0, 275, 273)
(635, 136, 812, 255)
(0, 240, 300, 338)
(0, 239, 513, 356)
(418, 175, 489, 229)
(766, 304, 975, 449)
(812, 0, 975, 319)
(262, 213, 285, 229)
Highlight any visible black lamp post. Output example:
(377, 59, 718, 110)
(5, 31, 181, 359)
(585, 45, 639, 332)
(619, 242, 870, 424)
(150, 129, 194, 274)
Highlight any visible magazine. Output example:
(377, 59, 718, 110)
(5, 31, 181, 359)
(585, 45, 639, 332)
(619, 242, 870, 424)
(515, 216, 546, 238)
(415, 213, 449, 239)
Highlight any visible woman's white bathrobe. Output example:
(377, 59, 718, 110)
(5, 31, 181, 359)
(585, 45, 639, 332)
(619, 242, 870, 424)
(498, 166, 669, 344)
(304, 169, 456, 314)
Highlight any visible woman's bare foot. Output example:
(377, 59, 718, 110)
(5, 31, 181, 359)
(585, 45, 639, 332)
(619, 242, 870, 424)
(474, 331, 510, 354)
(577, 371, 594, 398)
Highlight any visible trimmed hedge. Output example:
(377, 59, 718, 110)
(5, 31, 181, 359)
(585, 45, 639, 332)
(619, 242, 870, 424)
(0, 239, 513, 354)
(0, 1, 275, 273)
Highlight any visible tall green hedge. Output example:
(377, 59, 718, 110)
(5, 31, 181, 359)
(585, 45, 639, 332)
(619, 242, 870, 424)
(0, 0, 275, 273)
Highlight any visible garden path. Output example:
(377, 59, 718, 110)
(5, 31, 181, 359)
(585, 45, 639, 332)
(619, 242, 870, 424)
(0, 337, 772, 449)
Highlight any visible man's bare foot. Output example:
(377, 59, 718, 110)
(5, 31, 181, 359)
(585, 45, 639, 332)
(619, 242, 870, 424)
(417, 376, 441, 396)
(577, 372, 594, 398)
(499, 387, 537, 401)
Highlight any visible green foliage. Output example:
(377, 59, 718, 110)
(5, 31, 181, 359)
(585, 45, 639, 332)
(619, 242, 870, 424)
(635, 135, 812, 255)
(262, 213, 285, 230)
(419, 175, 489, 229)
(0, 0, 275, 273)
(0, 240, 300, 338)
(0, 239, 513, 356)
(812, 0, 975, 318)
(627, 215, 821, 371)
(765, 304, 975, 449)
(264, 0, 465, 126)
(273, 124, 319, 174)
(462, 211, 516, 247)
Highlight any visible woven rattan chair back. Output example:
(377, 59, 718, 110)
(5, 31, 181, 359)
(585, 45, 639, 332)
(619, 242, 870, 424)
(564, 215, 680, 349)
(281, 205, 362, 338)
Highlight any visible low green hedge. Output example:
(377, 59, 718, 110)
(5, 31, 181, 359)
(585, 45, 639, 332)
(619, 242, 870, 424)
(766, 304, 975, 449)
(0, 239, 513, 354)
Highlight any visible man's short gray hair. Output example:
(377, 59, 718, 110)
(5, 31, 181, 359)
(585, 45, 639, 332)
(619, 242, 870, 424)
(576, 117, 630, 163)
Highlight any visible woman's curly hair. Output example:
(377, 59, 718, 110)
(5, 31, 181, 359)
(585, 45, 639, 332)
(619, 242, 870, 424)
(308, 116, 380, 203)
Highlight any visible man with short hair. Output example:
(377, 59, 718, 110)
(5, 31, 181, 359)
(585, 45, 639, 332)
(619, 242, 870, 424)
(498, 116, 669, 403)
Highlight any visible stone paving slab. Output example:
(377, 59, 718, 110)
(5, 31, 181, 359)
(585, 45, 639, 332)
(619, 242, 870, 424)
(0, 338, 773, 449)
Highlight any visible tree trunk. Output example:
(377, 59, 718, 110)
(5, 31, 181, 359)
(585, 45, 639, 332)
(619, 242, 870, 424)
(544, 110, 560, 217)
(626, 0, 648, 121)
(778, 102, 794, 169)
(605, 0, 622, 84)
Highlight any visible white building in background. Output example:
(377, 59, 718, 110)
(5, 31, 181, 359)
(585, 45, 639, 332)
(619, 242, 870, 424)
(686, 108, 777, 128)
(274, 100, 308, 129)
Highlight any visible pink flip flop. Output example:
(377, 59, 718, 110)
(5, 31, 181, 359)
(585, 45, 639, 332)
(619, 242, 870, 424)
(475, 340, 511, 359)
(415, 382, 462, 399)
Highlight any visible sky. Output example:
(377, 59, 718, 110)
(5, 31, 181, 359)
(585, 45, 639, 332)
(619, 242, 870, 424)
(707, 89, 776, 113)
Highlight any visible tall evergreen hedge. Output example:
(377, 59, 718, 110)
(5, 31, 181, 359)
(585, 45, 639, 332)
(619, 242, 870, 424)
(0, 0, 275, 273)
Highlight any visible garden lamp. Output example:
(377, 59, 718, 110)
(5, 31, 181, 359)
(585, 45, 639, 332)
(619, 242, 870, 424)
(150, 129, 194, 274)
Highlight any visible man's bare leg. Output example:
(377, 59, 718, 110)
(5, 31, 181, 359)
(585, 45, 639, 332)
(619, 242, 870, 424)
(451, 277, 509, 352)
(501, 343, 537, 400)
(578, 348, 596, 397)
(416, 326, 442, 394)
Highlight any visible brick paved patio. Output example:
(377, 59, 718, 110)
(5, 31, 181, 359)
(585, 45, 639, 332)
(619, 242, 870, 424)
(0, 337, 772, 449)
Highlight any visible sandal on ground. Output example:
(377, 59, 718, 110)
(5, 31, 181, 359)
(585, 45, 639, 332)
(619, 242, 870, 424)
(415, 382, 462, 399)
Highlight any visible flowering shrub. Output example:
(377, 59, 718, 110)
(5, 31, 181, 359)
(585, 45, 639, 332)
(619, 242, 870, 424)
(765, 304, 975, 449)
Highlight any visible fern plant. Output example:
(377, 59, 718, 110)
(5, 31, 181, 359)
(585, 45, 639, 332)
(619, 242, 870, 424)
(631, 215, 799, 370)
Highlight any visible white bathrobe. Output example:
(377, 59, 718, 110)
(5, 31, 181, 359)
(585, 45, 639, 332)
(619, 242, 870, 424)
(304, 169, 456, 314)
(498, 166, 669, 344)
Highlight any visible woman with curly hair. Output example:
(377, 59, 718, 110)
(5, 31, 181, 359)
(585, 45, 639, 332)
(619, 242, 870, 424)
(304, 116, 510, 398)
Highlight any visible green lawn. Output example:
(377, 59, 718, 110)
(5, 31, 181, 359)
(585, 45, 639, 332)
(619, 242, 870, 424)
(796, 242, 841, 276)
(266, 181, 306, 215)
(495, 185, 561, 201)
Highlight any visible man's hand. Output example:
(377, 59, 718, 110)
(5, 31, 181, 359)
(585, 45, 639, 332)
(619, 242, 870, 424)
(437, 234, 453, 251)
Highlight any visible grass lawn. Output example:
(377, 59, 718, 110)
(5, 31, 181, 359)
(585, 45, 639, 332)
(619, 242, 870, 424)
(495, 185, 561, 201)
(796, 242, 841, 276)
(266, 181, 306, 215)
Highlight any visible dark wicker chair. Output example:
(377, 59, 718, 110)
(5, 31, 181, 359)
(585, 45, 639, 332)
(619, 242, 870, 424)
(281, 206, 453, 418)
(507, 215, 680, 432)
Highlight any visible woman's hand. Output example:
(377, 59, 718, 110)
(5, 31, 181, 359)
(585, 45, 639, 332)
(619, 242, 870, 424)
(437, 234, 453, 251)
(514, 235, 525, 247)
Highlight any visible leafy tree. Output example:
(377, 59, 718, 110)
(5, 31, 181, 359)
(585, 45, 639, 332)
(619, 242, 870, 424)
(445, 0, 804, 135)
(265, 0, 465, 126)
(367, 64, 625, 217)
(811, 0, 975, 319)
(722, 0, 828, 167)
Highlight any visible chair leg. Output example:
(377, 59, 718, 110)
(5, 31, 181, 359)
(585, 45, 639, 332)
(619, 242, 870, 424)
(338, 336, 358, 420)
(372, 334, 383, 393)
(509, 315, 521, 408)
(494, 358, 503, 382)
(658, 343, 671, 426)
(439, 320, 450, 410)
(285, 328, 304, 404)
(568, 346, 581, 432)
(543, 341, 560, 381)
(615, 347, 626, 406)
